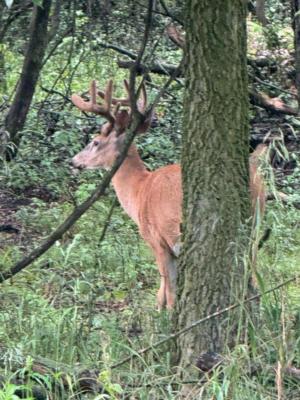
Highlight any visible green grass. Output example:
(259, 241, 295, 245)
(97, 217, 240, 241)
(0, 178, 299, 399)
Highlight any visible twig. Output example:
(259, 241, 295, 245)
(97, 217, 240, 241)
(110, 276, 298, 369)
(118, 59, 182, 77)
(128, 0, 153, 118)
(42, 26, 73, 67)
(93, 37, 137, 60)
(40, 86, 70, 102)
(137, 0, 153, 64)
(97, 196, 118, 245)
(159, 0, 183, 25)
(251, 75, 297, 97)
(150, 58, 183, 111)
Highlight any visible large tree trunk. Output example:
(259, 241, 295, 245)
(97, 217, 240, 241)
(4, 0, 52, 157)
(173, 0, 251, 376)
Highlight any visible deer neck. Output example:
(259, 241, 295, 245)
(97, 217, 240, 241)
(112, 144, 149, 223)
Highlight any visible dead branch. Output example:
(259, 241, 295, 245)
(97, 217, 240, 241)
(117, 59, 183, 76)
(159, 0, 183, 25)
(266, 191, 300, 210)
(249, 90, 298, 115)
(94, 38, 137, 60)
(251, 75, 296, 97)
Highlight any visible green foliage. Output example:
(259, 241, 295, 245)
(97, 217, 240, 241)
(97, 370, 123, 399)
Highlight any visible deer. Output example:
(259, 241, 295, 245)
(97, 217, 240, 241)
(71, 79, 266, 309)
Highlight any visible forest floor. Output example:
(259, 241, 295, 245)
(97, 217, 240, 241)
(0, 186, 52, 250)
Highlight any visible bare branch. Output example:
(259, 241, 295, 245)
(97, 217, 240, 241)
(250, 90, 298, 115)
(93, 38, 137, 60)
(159, 0, 183, 25)
(118, 59, 183, 77)
(128, 0, 154, 120)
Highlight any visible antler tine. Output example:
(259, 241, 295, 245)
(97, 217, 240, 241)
(97, 79, 130, 107)
(103, 79, 113, 110)
(89, 79, 147, 114)
(138, 81, 147, 113)
(90, 79, 97, 104)
(112, 102, 121, 117)
(123, 79, 130, 97)
(71, 79, 115, 124)
(124, 79, 147, 113)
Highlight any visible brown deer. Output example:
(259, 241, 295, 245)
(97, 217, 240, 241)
(71, 79, 265, 309)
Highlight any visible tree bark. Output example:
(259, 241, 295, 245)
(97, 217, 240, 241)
(173, 0, 251, 377)
(291, 0, 300, 112)
(4, 0, 52, 157)
(256, 0, 268, 25)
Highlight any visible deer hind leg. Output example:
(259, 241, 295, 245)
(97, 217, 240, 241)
(155, 247, 177, 309)
(250, 199, 264, 287)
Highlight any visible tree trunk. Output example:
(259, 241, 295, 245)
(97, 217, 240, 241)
(256, 0, 268, 25)
(0, 46, 6, 93)
(291, 0, 300, 112)
(4, 0, 52, 157)
(173, 0, 251, 376)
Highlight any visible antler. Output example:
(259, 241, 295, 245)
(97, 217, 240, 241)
(97, 79, 147, 113)
(72, 78, 151, 134)
(71, 79, 115, 124)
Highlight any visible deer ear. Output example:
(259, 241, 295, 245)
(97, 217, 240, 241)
(115, 110, 130, 134)
(137, 109, 153, 133)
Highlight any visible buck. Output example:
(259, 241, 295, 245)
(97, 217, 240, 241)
(71, 79, 266, 309)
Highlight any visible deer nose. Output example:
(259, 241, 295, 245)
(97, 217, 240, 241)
(70, 158, 83, 170)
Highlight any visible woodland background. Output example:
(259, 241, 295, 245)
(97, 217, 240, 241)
(0, 0, 299, 399)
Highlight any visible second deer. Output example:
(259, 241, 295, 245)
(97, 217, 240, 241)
(71, 79, 266, 309)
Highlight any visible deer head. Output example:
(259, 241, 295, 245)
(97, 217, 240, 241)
(71, 79, 150, 169)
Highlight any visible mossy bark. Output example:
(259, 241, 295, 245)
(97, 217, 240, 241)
(173, 0, 251, 373)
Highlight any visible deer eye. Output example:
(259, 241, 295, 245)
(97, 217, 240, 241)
(93, 140, 99, 147)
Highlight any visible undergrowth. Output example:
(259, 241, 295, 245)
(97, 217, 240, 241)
(0, 128, 299, 399)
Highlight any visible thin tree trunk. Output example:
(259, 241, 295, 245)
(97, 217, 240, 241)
(0, 47, 6, 92)
(291, 0, 300, 112)
(4, 0, 52, 157)
(256, 0, 268, 25)
(173, 0, 251, 379)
